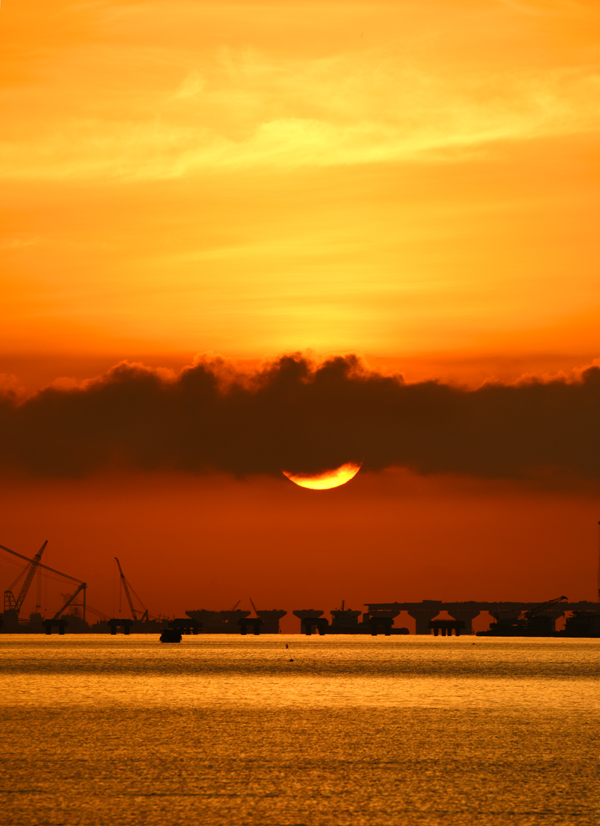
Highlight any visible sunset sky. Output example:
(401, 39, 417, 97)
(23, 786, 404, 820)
(1, 0, 599, 626)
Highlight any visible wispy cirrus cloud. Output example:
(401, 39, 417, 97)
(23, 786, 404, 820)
(2, 33, 600, 180)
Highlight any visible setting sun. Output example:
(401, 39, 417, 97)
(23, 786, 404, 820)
(282, 463, 362, 490)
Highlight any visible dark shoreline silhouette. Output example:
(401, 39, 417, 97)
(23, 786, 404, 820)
(3, 599, 599, 637)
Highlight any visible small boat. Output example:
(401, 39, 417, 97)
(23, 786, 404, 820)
(160, 628, 182, 643)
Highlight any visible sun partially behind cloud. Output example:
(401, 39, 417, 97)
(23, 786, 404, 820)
(282, 463, 363, 490)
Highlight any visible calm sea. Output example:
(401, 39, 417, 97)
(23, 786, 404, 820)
(0, 636, 597, 826)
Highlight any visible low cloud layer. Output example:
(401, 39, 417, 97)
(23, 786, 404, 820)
(1, 354, 600, 484)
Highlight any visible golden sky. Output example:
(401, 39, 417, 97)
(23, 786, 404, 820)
(2, 0, 599, 369)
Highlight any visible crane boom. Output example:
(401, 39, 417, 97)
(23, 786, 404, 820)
(14, 541, 48, 613)
(1, 541, 86, 626)
(115, 557, 138, 620)
(53, 583, 87, 620)
(123, 580, 149, 621)
(524, 595, 568, 618)
(0, 544, 83, 584)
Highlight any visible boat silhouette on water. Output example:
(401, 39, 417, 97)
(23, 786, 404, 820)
(160, 628, 182, 643)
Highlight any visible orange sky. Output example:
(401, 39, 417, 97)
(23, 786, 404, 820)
(1, 0, 599, 619)
(2, 0, 600, 365)
(0, 470, 598, 629)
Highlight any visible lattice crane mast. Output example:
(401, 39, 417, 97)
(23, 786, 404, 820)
(3, 541, 48, 615)
(0, 542, 86, 621)
(115, 557, 149, 621)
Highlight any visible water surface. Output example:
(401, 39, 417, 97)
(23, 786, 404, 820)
(0, 636, 597, 825)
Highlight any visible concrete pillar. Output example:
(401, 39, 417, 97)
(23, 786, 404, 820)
(124, 625, 130, 635)
(528, 609, 564, 635)
(447, 607, 481, 635)
(45, 625, 52, 635)
(407, 608, 442, 634)
(253, 624, 260, 636)
(59, 625, 65, 635)
(240, 622, 247, 635)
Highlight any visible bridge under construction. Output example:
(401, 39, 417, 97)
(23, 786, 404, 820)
(1, 540, 599, 637)
(363, 599, 600, 636)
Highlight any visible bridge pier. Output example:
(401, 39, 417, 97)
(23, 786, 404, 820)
(171, 618, 201, 635)
(527, 608, 565, 636)
(239, 618, 263, 636)
(447, 606, 480, 635)
(429, 619, 465, 637)
(407, 606, 442, 634)
(108, 618, 134, 635)
(43, 619, 68, 635)
(301, 617, 329, 636)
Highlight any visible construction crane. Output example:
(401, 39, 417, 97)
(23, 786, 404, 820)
(60, 595, 108, 622)
(0, 542, 86, 623)
(84, 603, 109, 622)
(60, 591, 86, 619)
(115, 557, 149, 621)
(523, 595, 568, 619)
(249, 597, 258, 616)
(53, 583, 87, 620)
(521, 595, 568, 636)
(3, 541, 48, 615)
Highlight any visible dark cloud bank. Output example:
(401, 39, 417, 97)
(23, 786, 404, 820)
(1, 354, 600, 483)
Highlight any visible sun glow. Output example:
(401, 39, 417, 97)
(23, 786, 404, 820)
(282, 462, 362, 490)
